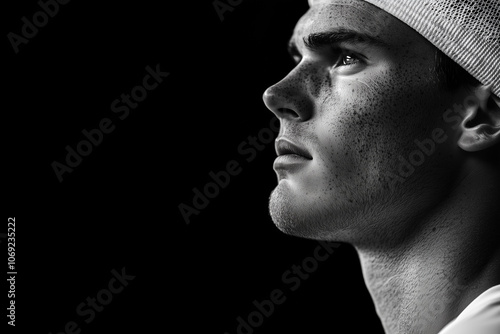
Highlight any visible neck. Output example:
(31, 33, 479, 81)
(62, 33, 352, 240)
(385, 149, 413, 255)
(354, 163, 500, 334)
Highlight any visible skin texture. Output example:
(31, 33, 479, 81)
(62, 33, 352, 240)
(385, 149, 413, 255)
(262, 0, 500, 333)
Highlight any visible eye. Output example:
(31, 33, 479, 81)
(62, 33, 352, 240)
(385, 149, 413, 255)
(340, 53, 360, 66)
(330, 51, 366, 74)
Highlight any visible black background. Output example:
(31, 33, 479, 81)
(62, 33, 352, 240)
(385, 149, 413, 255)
(5, 0, 384, 333)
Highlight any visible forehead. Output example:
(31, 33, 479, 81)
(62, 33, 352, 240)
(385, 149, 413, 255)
(292, 0, 420, 48)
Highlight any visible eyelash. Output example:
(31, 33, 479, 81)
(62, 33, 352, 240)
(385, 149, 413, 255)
(292, 50, 362, 67)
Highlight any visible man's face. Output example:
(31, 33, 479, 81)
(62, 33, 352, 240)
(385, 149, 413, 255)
(263, 0, 465, 243)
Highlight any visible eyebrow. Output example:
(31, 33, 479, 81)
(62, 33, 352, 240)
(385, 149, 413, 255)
(287, 28, 388, 59)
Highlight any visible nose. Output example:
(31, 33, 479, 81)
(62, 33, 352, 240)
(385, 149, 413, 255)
(262, 70, 313, 122)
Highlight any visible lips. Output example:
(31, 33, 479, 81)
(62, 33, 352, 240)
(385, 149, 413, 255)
(275, 138, 312, 159)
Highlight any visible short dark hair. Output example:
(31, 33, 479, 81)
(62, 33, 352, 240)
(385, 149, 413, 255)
(434, 49, 479, 89)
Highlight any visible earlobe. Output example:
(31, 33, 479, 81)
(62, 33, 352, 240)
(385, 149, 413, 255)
(458, 85, 500, 152)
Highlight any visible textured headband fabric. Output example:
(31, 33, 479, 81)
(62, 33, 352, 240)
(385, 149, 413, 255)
(308, 0, 500, 97)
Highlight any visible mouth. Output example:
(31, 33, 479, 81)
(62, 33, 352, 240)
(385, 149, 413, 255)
(275, 138, 313, 159)
(273, 138, 312, 174)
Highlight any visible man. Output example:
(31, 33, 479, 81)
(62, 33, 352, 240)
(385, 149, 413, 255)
(262, 0, 499, 333)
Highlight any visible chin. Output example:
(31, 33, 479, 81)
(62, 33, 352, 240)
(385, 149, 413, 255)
(268, 177, 398, 243)
(269, 180, 350, 241)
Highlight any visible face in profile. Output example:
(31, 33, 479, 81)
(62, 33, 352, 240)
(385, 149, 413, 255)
(263, 0, 470, 243)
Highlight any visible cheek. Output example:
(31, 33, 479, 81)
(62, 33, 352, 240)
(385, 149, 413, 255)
(313, 67, 446, 185)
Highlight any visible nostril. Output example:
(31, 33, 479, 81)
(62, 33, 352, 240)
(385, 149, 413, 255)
(277, 107, 301, 119)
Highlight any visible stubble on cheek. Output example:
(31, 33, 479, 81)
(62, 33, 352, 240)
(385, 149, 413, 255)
(317, 53, 448, 200)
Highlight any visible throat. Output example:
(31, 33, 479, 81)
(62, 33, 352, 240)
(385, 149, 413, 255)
(356, 248, 467, 334)
(352, 167, 500, 334)
(355, 223, 500, 334)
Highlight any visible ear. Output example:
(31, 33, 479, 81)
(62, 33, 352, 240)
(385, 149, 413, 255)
(458, 85, 500, 152)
